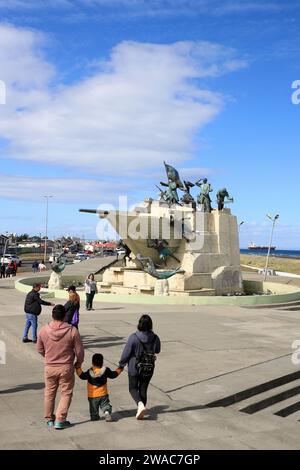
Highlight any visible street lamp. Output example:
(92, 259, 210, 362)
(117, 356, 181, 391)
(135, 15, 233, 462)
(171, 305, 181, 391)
(239, 221, 245, 232)
(1, 235, 9, 261)
(42, 195, 54, 263)
(264, 213, 279, 281)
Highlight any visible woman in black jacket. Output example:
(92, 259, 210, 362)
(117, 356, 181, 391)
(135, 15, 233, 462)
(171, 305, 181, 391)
(64, 286, 80, 327)
(119, 314, 161, 420)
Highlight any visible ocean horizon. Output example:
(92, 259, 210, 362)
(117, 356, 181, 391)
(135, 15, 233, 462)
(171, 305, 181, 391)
(240, 249, 300, 258)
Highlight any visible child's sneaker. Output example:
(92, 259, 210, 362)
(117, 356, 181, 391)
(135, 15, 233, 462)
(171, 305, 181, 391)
(47, 420, 54, 428)
(136, 402, 146, 420)
(54, 420, 71, 430)
(104, 411, 113, 422)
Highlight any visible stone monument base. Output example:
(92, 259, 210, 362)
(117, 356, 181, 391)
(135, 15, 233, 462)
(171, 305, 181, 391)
(97, 209, 243, 298)
(48, 272, 63, 290)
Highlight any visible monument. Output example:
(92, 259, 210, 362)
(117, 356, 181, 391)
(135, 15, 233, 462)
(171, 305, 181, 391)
(80, 163, 242, 297)
(48, 255, 66, 290)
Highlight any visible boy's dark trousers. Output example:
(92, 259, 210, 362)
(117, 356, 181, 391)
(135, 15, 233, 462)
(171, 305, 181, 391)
(88, 395, 112, 420)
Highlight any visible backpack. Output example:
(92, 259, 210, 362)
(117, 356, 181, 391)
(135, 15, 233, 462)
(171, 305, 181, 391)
(135, 334, 157, 378)
(71, 309, 79, 327)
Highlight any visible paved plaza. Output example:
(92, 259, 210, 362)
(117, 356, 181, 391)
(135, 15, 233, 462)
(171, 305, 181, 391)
(1, 275, 300, 450)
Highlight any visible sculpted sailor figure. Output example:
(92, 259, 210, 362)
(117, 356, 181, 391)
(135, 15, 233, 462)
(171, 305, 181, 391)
(136, 254, 184, 280)
(181, 181, 196, 206)
(195, 178, 213, 213)
(216, 188, 234, 211)
(160, 162, 184, 205)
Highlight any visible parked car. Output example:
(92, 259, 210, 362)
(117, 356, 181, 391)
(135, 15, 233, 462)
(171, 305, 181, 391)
(0, 254, 22, 267)
(116, 248, 126, 256)
(258, 268, 277, 276)
(73, 253, 90, 264)
(103, 249, 116, 257)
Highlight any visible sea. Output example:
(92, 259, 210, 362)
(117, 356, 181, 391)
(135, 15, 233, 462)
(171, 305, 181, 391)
(240, 249, 300, 259)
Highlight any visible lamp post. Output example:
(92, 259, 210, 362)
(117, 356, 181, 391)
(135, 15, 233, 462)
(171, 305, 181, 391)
(239, 221, 245, 233)
(42, 195, 53, 263)
(264, 213, 279, 281)
(1, 235, 9, 261)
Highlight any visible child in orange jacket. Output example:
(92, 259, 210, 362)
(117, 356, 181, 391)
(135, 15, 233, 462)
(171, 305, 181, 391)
(76, 353, 122, 422)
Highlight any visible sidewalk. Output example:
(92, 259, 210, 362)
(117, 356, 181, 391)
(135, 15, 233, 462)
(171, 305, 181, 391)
(0, 279, 300, 449)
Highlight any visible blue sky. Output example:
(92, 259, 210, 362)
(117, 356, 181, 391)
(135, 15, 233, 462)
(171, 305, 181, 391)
(0, 0, 299, 248)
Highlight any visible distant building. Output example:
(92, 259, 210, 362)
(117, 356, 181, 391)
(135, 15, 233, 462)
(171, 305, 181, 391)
(17, 243, 41, 248)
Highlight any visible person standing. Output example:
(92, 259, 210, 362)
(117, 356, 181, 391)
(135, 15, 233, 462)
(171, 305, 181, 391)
(6, 261, 15, 277)
(38, 260, 46, 272)
(13, 261, 17, 276)
(23, 283, 54, 343)
(64, 286, 80, 328)
(37, 305, 84, 429)
(0, 263, 5, 278)
(119, 315, 161, 420)
(32, 260, 39, 273)
(84, 274, 98, 311)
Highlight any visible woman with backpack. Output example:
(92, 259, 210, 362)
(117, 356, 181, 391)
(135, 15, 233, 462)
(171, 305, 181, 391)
(119, 314, 161, 420)
(64, 286, 80, 329)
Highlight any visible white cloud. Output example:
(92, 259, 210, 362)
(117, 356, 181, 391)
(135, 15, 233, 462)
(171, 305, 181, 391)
(0, 25, 247, 177)
(0, 174, 132, 202)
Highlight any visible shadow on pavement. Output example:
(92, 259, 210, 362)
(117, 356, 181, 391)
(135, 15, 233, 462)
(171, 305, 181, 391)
(0, 382, 44, 394)
(81, 335, 125, 349)
(110, 404, 207, 421)
(96, 308, 125, 311)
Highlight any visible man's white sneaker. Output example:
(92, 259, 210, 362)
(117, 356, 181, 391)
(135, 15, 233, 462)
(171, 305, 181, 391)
(136, 401, 146, 420)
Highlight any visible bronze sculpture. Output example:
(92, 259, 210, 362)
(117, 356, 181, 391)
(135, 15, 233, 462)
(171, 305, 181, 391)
(195, 178, 213, 212)
(160, 161, 184, 205)
(51, 254, 66, 274)
(181, 180, 196, 206)
(136, 253, 184, 280)
(216, 188, 234, 211)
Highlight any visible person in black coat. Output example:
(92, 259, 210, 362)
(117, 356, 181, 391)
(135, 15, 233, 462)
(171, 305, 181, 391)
(0, 264, 5, 278)
(119, 314, 161, 420)
(64, 286, 80, 327)
(23, 283, 54, 343)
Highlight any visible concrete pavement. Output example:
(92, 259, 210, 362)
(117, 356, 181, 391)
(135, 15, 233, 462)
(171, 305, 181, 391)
(0, 277, 300, 449)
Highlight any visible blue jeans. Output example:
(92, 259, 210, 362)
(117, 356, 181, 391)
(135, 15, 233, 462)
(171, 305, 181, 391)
(23, 313, 38, 341)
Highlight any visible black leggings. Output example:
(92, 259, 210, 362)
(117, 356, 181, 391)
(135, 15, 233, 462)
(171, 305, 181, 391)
(128, 374, 153, 406)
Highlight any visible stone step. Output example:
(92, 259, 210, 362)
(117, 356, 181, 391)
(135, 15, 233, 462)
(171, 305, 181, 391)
(111, 286, 139, 295)
(242, 299, 300, 310)
(138, 285, 155, 292)
(98, 282, 112, 288)
(168, 273, 213, 291)
(111, 267, 125, 272)
(169, 288, 215, 297)
(229, 379, 300, 416)
(205, 368, 300, 422)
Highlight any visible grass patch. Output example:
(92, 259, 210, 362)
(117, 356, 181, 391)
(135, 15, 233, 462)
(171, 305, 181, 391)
(240, 254, 300, 275)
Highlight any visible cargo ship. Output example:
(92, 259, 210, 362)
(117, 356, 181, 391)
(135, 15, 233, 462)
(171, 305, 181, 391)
(248, 242, 276, 252)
